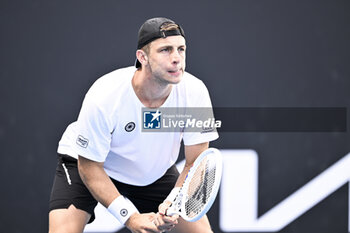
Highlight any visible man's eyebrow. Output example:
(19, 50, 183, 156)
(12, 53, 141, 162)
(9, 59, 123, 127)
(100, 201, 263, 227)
(160, 45, 173, 49)
(157, 45, 173, 51)
(158, 44, 186, 49)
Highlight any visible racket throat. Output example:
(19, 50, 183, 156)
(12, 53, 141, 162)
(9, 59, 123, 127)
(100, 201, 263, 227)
(167, 193, 186, 216)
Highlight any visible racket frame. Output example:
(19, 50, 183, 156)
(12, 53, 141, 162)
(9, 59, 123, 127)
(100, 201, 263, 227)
(167, 147, 223, 222)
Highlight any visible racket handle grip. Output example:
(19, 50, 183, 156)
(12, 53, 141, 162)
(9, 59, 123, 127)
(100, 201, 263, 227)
(165, 206, 177, 216)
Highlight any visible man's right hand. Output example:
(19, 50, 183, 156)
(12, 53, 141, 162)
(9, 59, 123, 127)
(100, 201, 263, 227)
(125, 212, 162, 233)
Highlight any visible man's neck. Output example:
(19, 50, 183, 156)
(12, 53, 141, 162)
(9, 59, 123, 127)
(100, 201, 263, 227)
(132, 69, 172, 108)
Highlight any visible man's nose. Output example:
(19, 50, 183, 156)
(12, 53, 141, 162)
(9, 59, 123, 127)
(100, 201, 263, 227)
(171, 50, 181, 64)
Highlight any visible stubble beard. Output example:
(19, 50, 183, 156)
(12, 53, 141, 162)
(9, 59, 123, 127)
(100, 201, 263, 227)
(148, 62, 183, 86)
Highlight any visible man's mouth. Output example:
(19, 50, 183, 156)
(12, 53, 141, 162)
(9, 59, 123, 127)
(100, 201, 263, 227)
(168, 69, 182, 76)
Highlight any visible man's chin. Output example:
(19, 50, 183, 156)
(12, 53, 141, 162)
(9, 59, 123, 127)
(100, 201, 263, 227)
(168, 75, 182, 84)
(167, 71, 183, 83)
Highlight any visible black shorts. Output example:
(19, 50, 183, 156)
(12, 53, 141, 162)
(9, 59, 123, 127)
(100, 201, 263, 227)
(49, 154, 179, 223)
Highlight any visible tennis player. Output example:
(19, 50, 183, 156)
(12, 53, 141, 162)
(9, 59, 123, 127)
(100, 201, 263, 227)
(49, 17, 218, 233)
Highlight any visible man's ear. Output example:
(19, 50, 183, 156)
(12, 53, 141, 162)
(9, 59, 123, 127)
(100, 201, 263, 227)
(136, 50, 148, 66)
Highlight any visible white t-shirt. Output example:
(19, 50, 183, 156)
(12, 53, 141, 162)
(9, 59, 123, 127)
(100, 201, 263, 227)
(58, 66, 218, 186)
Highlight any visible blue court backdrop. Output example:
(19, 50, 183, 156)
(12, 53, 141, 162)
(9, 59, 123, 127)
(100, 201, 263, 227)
(0, 1, 349, 233)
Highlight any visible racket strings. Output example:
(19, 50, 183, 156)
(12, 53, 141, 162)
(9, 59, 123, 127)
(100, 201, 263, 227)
(184, 157, 217, 218)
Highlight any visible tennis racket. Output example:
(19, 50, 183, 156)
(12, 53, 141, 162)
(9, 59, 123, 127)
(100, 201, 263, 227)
(166, 148, 222, 222)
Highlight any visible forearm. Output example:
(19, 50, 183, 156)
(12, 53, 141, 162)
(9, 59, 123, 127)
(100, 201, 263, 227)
(78, 156, 159, 230)
(175, 142, 209, 188)
(78, 155, 120, 207)
(174, 163, 192, 188)
(159, 142, 209, 214)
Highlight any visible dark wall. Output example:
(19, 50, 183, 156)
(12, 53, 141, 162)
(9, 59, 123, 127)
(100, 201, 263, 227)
(0, 1, 349, 233)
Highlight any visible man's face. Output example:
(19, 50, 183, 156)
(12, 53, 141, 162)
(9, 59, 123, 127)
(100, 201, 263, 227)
(145, 35, 186, 85)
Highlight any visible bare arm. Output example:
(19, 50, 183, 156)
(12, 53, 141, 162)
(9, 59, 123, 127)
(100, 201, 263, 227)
(78, 155, 119, 207)
(155, 142, 209, 231)
(158, 142, 209, 215)
(175, 142, 209, 188)
(78, 155, 161, 233)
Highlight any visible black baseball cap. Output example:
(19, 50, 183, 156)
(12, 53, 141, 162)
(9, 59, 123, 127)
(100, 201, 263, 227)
(135, 17, 185, 68)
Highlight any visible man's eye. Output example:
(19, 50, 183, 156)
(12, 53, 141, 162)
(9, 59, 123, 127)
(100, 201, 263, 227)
(161, 48, 170, 52)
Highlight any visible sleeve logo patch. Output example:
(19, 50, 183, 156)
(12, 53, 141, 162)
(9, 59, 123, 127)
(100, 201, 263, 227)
(76, 135, 89, 148)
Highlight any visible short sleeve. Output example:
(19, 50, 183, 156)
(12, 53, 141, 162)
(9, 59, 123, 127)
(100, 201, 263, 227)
(72, 95, 113, 162)
(182, 81, 219, 146)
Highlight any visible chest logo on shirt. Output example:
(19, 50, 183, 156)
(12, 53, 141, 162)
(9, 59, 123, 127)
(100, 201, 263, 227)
(125, 122, 136, 132)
